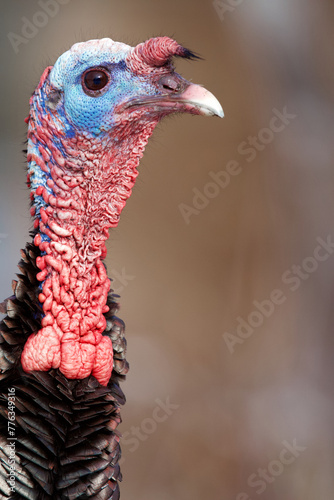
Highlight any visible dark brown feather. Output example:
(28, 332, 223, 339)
(0, 242, 128, 499)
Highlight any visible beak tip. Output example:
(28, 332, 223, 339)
(215, 107, 224, 119)
(203, 91, 224, 118)
(179, 84, 224, 119)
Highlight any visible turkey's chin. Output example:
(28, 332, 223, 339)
(120, 83, 224, 119)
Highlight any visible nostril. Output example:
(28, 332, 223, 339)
(159, 74, 181, 92)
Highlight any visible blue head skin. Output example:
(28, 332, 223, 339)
(49, 39, 154, 135)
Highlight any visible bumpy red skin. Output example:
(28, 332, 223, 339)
(21, 68, 159, 386)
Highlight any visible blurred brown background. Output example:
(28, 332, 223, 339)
(1, 1, 334, 499)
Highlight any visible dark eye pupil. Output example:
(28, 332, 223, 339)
(84, 70, 109, 91)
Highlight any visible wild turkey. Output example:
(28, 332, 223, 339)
(0, 36, 223, 499)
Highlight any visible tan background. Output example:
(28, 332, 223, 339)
(1, 1, 334, 499)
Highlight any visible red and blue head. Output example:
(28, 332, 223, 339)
(30, 37, 223, 137)
(27, 37, 223, 232)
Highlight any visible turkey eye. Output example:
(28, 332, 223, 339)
(83, 69, 109, 93)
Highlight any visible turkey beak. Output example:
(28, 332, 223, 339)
(174, 82, 224, 118)
(121, 75, 224, 118)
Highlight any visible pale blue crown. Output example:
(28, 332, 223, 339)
(48, 38, 157, 135)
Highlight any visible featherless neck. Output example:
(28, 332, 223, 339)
(27, 95, 156, 268)
(21, 69, 157, 385)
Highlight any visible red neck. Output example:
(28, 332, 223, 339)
(22, 108, 158, 386)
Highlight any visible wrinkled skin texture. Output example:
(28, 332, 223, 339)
(20, 38, 201, 386)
